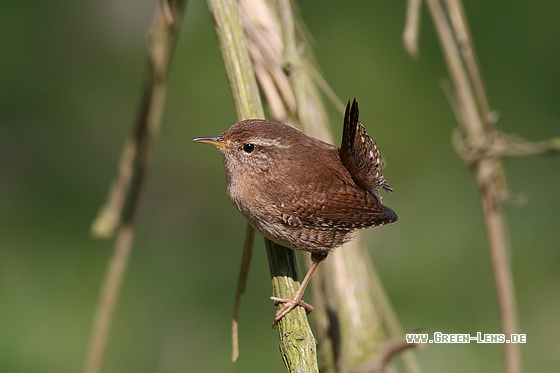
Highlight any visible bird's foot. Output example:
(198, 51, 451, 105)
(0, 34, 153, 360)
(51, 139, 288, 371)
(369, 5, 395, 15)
(270, 296, 314, 327)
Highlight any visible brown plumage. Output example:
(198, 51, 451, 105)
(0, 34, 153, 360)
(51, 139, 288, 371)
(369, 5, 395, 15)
(340, 99, 394, 194)
(193, 99, 397, 325)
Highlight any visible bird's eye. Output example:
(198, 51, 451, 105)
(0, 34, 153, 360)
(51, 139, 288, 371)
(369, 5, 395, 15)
(243, 143, 255, 153)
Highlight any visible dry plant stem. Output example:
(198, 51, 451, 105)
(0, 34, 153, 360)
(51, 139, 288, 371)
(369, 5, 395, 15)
(231, 223, 255, 362)
(270, 259, 320, 325)
(403, 0, 422, 59)
(91, 0, 184, 238)
(90, 140, 134, 238)
(444, 0, 492, 124)
(206, 0, 264, 119)
(452, 129, 560, 164)
(311, 241, 422, 373)
(266, 240, 319, 373)
(84, 2, 185, 373)
(240, 1, 422, 372)
(477, 159, 519, 370)
(354, 338, 424, 373)
(206, 0, 318, 370)
(83, 223, 135, 373)
(424, 0, 521, 372)
(424, 0, 482, 137)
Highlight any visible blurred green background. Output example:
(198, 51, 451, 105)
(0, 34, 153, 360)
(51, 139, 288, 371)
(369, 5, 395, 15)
(1, 1, 559, 372)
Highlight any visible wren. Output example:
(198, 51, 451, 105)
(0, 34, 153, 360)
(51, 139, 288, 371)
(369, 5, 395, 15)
(193, 99, 397, 326)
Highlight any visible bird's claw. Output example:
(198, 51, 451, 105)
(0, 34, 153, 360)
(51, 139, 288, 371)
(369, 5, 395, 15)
(270, 296, 314, 327)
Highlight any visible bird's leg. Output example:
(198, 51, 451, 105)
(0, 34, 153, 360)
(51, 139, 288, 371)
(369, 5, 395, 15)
(270, 252, 327, 327)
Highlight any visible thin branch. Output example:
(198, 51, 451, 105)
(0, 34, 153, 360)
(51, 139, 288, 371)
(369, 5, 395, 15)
(232, 224, 255, 362)
(453, 129, 560, 164)
(83, 2, 185, 373)
(476, 157, 520, 373)
(239, 1, 423, 372)
(424, 0, 483, 139)
(206, 0, 264, 119)
(354, 338, 425, 373)
(444, 0, 492, 126)
(266, 241, 320, 373)
(403, 0, 422, 59)
(205, 0, 318, 371)
(425, 2, 521, 372)
(418, 1, 559, 372)
(83, 223, 135, 373)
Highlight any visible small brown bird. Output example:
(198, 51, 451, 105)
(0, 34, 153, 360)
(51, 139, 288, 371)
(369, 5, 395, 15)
(193, 99, 397, 326)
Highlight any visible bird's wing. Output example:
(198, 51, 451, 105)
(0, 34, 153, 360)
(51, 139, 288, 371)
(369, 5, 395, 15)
(274, 183, 397, 230)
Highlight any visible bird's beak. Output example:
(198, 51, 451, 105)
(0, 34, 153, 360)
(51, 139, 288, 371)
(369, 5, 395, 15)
(192, 136, 227, 149)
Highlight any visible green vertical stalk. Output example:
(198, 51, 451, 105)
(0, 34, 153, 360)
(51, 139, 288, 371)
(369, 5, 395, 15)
(205, 0, 318, 371)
